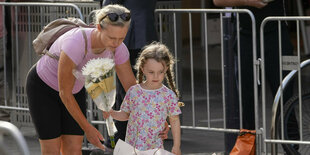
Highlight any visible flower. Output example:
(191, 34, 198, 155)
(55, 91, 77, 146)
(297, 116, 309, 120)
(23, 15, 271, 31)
(82, 58, 115, 83)
(77, 57, 117, 148)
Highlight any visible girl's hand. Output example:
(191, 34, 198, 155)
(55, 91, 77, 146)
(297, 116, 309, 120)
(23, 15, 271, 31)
(171, 146, 181, 155)
(102, 111, 110, 119)
(159, 121, 169, 140)
(109, 109, 116, 118)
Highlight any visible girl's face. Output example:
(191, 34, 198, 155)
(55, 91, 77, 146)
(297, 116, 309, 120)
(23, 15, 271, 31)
(142, 58, 167, 89)
(97, 24, 128, 52)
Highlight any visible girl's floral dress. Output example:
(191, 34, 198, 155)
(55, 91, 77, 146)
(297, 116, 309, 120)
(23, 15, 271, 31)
(120, 84, 181, 151)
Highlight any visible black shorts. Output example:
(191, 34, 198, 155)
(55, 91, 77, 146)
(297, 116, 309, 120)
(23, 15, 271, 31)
(26, 65, 87, 140)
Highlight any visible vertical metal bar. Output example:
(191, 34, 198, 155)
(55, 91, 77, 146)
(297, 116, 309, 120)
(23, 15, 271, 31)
(173, 13, 178, 89)
(27, 6, 32, 67)
(296, 0, 310, 55)
(260, 17, 267, 155)
(2, 5, 7, 106)
(278, 21, 284, 140)
(250, 12, 258, 154)
(15, 6, 19, 107)
(203, 12, 210, 127)
(159, 13, 163, 43)
(188, 13, 195, 127)
(40, 6, 44, 28)
(220, 13, 226, 128)
(11, 6, 15, 109)
(297, 20, 303, 141)
(236, 13, 243, 129)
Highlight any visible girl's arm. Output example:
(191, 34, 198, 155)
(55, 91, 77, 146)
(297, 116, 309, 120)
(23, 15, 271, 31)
(169, 115, 181, 155)
(110, 109, 129, 121)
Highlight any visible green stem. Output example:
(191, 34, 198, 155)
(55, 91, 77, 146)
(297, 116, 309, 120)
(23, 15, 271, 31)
(110, 136, 115, 148)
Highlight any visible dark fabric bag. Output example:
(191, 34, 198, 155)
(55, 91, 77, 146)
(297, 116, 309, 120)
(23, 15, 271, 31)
(33, 17, 93, 59)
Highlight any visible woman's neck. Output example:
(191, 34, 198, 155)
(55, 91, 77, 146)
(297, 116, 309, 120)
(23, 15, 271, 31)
(91, 29, 106, 53)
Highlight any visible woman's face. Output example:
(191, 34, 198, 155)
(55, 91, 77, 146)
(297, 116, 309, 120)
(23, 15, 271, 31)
(99, 24, 128, 52)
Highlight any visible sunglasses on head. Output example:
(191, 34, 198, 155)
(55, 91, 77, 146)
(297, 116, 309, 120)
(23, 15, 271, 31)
(102, 13, 131, 22)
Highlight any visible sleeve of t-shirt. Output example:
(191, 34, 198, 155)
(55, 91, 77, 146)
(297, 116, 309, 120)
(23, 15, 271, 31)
(167, 91, 182, 117)
(61, 32, 85, 65)
(120, 86, 133, 113)
(114, 43, 130, 65)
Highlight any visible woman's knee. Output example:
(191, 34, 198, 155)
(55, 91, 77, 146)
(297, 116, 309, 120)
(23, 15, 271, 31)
(60, 135, 83, 155)
(39, 138, 61, 155)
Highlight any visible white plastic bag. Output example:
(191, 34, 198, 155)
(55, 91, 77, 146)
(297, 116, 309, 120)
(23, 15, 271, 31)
(113, 139, 175, 155)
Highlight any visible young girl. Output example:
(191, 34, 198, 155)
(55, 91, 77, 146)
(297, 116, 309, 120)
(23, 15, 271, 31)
(109, 42, 181, 154)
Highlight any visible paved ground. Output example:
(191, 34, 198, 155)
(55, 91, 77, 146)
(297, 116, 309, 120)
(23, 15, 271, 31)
(3, 117, 225, 155)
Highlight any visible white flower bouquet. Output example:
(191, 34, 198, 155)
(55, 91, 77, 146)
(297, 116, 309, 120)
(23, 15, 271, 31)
(73, 55, 117, 148)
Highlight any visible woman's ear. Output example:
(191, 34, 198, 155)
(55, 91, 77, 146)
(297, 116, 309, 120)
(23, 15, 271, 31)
(96, 24, 102, 31)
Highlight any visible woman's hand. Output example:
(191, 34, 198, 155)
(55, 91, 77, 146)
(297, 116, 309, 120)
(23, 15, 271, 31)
(246, 0, 267, 9)
(159, 121, 169, 140)
(84, 124, 106, 150)
(171, 146, 181, 155)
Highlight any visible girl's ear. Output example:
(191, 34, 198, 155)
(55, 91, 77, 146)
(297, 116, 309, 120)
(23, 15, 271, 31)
(140, 67, 144, 74)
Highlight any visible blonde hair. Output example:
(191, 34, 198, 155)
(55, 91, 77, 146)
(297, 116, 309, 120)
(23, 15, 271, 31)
(94, 4, 131, 29)
(134, 42, 180, 98)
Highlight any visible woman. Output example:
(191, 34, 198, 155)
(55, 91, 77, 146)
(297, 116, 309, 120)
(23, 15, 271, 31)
(26, 4, 136, 155)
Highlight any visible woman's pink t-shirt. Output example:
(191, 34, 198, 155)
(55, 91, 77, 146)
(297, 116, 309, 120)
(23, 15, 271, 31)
(36, 28, 129, 94)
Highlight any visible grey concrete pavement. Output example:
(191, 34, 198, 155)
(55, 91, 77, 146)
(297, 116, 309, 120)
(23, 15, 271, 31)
(3, 123, 225, 155)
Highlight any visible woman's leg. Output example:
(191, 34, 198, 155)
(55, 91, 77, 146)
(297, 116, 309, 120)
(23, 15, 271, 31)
(60, 89, 86, 155)
(39, 137, 61, 155)
(26, 65, 63, 154)
(60, 135, 84, 155)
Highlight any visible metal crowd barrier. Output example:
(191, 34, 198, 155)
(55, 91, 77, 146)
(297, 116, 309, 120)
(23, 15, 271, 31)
(261, 16, 310, 155)
(0, 121, 30, 155)
(0, 2, 101, 153)
(0, 2, 268, 154)
(0, 2, 99, 127)
(155, 9, 261, 154)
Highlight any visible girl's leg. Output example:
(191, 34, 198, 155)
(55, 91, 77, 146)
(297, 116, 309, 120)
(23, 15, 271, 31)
(39, 137, 61, 155)
(60, 135, 84, 155)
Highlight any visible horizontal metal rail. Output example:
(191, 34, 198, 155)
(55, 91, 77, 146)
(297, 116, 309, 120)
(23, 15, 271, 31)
(0, 2, 83, 19)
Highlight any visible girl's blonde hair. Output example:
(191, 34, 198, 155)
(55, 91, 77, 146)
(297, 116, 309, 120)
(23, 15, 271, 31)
(94, 4, 131, 29)
(134, 42, 180, 98)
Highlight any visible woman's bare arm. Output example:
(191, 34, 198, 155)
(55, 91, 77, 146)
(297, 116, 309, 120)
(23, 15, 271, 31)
(115, 60, 136, 92)
(213, 0, 267, 9)
(58, 51, 105, 150)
